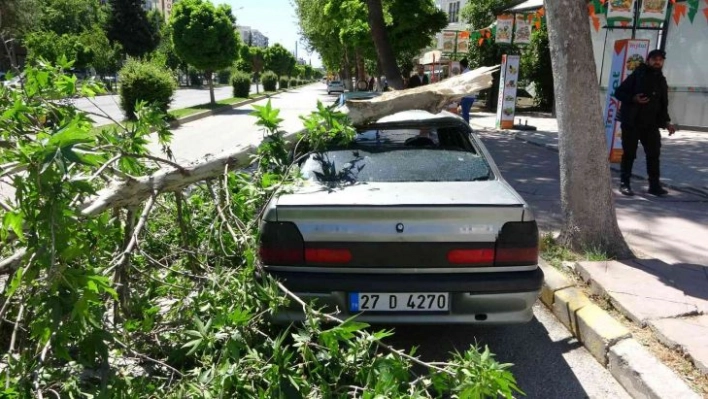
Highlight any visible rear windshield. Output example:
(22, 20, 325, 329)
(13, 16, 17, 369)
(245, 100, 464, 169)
(300, 127, 492, 183)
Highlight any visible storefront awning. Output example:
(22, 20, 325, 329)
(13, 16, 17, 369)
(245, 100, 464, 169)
(419, 50, 447, 65)
(507, 0, 543, 12)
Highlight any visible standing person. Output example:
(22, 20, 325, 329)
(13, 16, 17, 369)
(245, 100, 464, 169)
(614, 49, 676, 196)
(459, 58, 476, 123)
(408, 64, 429, 88)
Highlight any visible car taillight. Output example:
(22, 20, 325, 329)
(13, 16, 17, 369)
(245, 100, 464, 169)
(447, 248, 495, 265)
(494, 221, 539, 266)
(259, 221, 304, 266)
(305, 248, 352, 264)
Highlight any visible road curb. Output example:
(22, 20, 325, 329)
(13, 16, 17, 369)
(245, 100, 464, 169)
(167, 83, 319, 128)
(538, 260, 698, 398)
(168, 93, 273, 128)
(511, 134, 708, 199)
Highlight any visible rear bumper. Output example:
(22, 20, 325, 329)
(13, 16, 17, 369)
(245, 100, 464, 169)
(265, 268, 544, 324)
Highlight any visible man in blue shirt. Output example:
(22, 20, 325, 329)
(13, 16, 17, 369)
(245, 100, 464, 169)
(459, 58, 476, 123)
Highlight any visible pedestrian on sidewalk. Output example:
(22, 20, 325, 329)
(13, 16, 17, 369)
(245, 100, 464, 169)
(408, 64, 429, 89)
(614, 49, 676, 196)
(458, 58, 476, 124)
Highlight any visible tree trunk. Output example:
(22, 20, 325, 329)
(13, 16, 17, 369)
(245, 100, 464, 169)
(365, 0, 404, 90)
(356, 49, 366, 81)
(342, 51, 352, 91)
(207, 70, 215, 104)
(545, 0, 632, 258)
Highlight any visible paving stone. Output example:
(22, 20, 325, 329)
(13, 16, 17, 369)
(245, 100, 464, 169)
(609, 339, 701, 399)
(576, 260, 703, 325)
(539, 263, 574, 307)
(577, 304, 631, 366)
(650, 315, 708, 374)
(553, 287, 591, 336)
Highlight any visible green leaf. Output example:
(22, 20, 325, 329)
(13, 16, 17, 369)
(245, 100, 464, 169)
(48, 126, 95, 149)
(3, 211, 25, 242)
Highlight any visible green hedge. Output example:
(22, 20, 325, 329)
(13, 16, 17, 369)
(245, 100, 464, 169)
(231, 70, 251, 98)
(217, 69, 232, 85)
(289, 78, 298, 88)
(278, 77, 289, 90)
(119, 59, 177, 120)
(261, 71, 277, 91)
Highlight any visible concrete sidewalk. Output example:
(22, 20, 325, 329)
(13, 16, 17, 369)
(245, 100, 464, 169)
(477, 112, 708, 198)
(471, 113, 708, 393)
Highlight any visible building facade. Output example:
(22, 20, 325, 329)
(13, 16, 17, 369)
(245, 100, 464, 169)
(237, 26, 269, 48)
(433, 0, 469, 49)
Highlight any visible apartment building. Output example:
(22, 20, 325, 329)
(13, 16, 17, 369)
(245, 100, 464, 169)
(237, 26, 269, 48)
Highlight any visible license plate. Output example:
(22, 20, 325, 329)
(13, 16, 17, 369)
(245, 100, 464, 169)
(349, 292, 449, 312)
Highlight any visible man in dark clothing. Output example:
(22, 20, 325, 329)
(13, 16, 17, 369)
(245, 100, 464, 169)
(408, 64, 429, 88)
(613, 49, 676, 196)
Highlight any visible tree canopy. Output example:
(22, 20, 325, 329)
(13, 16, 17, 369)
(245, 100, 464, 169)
(170, 0, 240, 103)
(295, 0, 446, 84)
(106, 0, 160, 57)
(264, 44, 296, 79)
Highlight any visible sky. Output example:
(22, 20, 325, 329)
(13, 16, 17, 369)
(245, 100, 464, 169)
(215, 0, 323, 68)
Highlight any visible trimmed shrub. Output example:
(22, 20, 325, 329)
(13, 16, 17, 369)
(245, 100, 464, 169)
(289, 78, 298, 88)
(261, 71, 277, 91)
(188, 67, 202, 87)
(231, 70, 251, 98)
(118, 59, 177, 120)
(279, 77, 289, 90)
(217, 69, 231, 84)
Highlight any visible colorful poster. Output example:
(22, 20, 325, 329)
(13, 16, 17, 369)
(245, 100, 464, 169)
(495, 55, 520, 130)
(607, 0, 637, 27)
(514, 14, 532, 44)
(456, 31, 470, 54)
(639, 0, 669, 26)
(604, 39, 650, 163)
(495, 14, 514, 44)
(440, 31, 456, 52)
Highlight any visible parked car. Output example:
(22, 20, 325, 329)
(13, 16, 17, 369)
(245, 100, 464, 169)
(259, 109, 543, 324)
(330, 91, 382, 109)
(326, 80, 345, 95)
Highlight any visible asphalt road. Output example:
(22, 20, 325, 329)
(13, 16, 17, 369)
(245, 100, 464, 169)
(72, 84, 261, 126)
(144, 84, 629, 398)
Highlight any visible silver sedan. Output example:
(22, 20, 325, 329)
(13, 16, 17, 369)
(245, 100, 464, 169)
(259, 110, 543, 324)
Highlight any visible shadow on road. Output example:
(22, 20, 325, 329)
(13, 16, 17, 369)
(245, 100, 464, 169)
(620, 258, 708, 302)
(380, 306, 596, 398)
(478, 129, 708, 266)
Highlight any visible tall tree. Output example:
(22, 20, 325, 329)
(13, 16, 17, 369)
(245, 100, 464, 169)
(106, 0, 160, 57)
(171, 0, 239, 104)
(0, 0, 40, 37)
(39, 0, 104, 35)
(364, 0, 403, 89)
(545, 0, 631, 256)
(264, 43, 296, 80)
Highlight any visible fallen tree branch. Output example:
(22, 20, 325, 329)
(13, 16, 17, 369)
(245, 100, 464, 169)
(0, 248, 27, 274)
(344, 65, 499, 125)
(79, 144, 260, 216)
(78, 66, 498, 216)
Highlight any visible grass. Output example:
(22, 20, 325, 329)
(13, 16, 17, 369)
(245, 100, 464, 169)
(538, 232, 612, 269)
(88, 91, 276, 134)
(168, 96, 250, 119)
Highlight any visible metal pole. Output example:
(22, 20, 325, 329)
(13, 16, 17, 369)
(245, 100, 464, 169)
(631, 0, 642, 39)
(599, 28, 610, 85)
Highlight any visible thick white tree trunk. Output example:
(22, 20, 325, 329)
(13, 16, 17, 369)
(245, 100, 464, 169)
(79, 66, 498, 216)
(545, 0, 632, 257)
